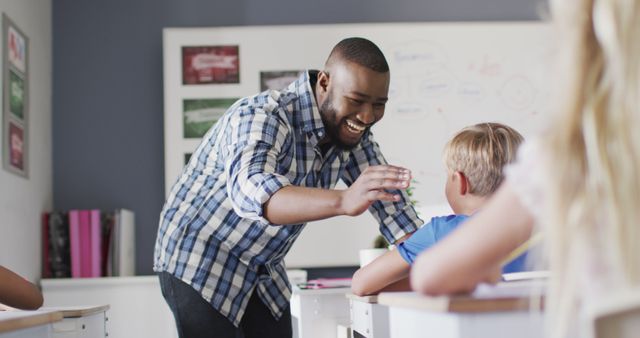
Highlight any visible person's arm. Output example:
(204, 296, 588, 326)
(410, 182, 534, 295)
(264, 165, 411, 225)
(380, 277, 412, 292)
(0, 265, 43, 310)
(351, 249, 411, 296)
(225, 108, 412, 226)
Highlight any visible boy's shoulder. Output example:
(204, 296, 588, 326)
(430, 214, 469, 227)
(419, 214, 470, 241)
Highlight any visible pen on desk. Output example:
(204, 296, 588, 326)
(297, 282, 322, 289)
(500, 232, 543, 267)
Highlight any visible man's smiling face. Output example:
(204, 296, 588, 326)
(318, 61, 390, 150)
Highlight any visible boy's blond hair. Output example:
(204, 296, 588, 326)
(443, 122, 524, 196)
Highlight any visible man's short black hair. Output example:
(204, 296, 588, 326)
(328, 37, 389, 73)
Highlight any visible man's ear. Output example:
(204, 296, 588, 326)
(455, 171, 469, 195)
(317, 71, 330, 94)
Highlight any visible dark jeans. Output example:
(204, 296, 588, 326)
(158, 271, 292, 338)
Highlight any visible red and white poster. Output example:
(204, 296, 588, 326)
(182, 45, 239, 85)
(8, 121, 24, 170)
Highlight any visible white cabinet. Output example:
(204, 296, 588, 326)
(347, 295, 389, 338)
(41, 277, 177, 338)
(290, 287, 351, 338)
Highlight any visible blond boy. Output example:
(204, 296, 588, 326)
(351, 122, 524, 296)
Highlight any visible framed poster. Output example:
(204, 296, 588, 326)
(182, 45, 239, 85)
(260, 70, 303, 91)
(9, 69, 24, 119)
(2, 14, 29, 178)
(8, 121, 23, 171)
(183, 98, 237, 138)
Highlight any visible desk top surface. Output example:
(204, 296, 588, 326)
(40, 305, 110, 318)
(346, 293, 379, 303)
(0, 310, 63, 333)
(378, 281, 545, 313)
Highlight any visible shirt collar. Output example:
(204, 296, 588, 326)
(284, 70, 325, 143)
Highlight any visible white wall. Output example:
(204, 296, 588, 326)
(164, 23, 551, 267)
(0, 0, 52, 282)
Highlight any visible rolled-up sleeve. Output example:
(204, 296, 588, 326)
(341, 132, 424, 244)
(225, 108, 292, 224)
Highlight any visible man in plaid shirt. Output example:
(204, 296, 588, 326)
(154, 37, 423, 338)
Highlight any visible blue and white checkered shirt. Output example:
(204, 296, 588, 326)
(153, 71, 422, 326)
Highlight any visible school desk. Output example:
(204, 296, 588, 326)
(377, 281, 545, 338)
(346, 293, 390, 338)
(290, 286, 351, 338)
(41, 276, 176, 338)
(42, 305, 109, 338)
(0, 310, 62, 338)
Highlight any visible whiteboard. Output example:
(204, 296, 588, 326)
(163, 22, 553, 268)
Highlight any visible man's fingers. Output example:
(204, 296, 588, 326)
(368, 190, 401, 202)
(365, 170, 411, 182)
(365, 178, 410, 190)
(366, 165, 412, 177)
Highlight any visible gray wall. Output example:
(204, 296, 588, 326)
(53, 0, 545, 275)
(0, 0, 52, 283)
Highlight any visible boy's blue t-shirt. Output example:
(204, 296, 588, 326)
(396, 214, 528, 274)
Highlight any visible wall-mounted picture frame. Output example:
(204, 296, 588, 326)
(8, 121, 24, 171)
(2, 14, 29, 178)
(183, 98, 238, 138)
(7, 24, 25, 72)
(260, 70, 303, 91)
(9, 69, 24, 119)
(182, 45, 239, 85)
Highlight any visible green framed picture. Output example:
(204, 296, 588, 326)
(9, 70, 24, 120)
(183, 98, 237, 138)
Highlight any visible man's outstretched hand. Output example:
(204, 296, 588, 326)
(339, 165, 412, 216)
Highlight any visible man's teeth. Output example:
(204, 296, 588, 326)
(346, 120, 365, 132)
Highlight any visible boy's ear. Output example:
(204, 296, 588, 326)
(456, 171, 469, 195)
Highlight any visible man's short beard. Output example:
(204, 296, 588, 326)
(319, 93, 359, 150)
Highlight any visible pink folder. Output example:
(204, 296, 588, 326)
(68, 210, 82, 278)
(79, 210, 91, 278)
(90, 210, 102, 277)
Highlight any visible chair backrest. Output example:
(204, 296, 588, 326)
(590, 288, 640, 338)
